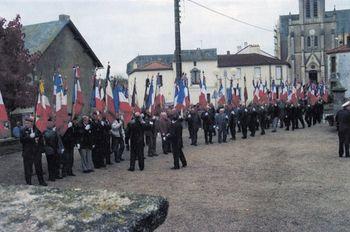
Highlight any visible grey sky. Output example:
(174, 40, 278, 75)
(1, 0, 350, 77)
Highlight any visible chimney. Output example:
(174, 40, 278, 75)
(237, 46, 242, 52)
(226, 51, 230, 55)
(59, 14, 70, 22)
(244, 42, 248, 47)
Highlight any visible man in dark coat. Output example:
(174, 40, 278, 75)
(240, 106, 249, 139)
(201, 106, 214, 144)
(156, 112, 171, 154)
(62, 117, 78, 177)
(111, 114, 125, 163)
(144, 111, 158, 157)
(295, 103, 305, 129)
(336, 101, 350, 157)
(91, 112, 105, 168)
(43, 118, 64, 181)
(229, 107, 238, 140)
(125, 112, 151, 171)
(101, 115, 112, 165)
(167, 114, 187, 169)
(20, 117, 47, 186)
(305, 104, 313, 127)
(258, 105, 267, 135)
(186, 108, 201, 146)
(248, 106, 258, 137)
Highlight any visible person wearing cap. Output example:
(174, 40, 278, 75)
(101, 114, 112, 165)
(156, 112, 171, 154)
(91, 111, 105, 168)
(186, 107, 201, 146)
(144, 110, 158, 157)
(335, 101, 350, 158)
(20, 117, 47, 186)
(43, 118, 64, 181)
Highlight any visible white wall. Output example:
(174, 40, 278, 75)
(128, 62, 289, 106)
(328, 52, 350, 98)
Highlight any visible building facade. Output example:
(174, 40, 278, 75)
(326, 45, 350, 97)
(275, 0, 350, 84)
(23, 14, 103, 114)
(127, 46, 290, 106)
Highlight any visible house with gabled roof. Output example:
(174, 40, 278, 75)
(22, 14, 103, 114)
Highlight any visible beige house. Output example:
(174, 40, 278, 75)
(127, 46, 290, 107)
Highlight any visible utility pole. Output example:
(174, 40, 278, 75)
(174, 0, 182, 82)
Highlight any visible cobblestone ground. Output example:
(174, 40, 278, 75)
(1, 123, 350, 231)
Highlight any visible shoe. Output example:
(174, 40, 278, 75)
(48, 178, 55, 182)
(205, 142, 209, 145)
(128, 168, 135, 172)
(194, 144, 197, 146)
(68, 173, 76, 176)
(171, 167, 180, 170)
(242, 136, 247, 139)
(182, 164, 187, 168)
(153, 153, 158, 156)
(148, 154, 154, 157)
(56, 176, 63, 179)
(209, 141, 213, 144)
(39, 182, 48, 186)
(163, 152, 168, 155)
(115, 160, 121, 163)
(272, 130, 276, 132)
(120, 158, 125, 161)
(83, 170, 90, 174)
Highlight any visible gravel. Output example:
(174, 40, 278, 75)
(1, 123, 349, 231)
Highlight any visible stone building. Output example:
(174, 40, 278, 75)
(23, 14, 103, 114)
(275, 0, 350, 83)
(326, 44, 350, 97)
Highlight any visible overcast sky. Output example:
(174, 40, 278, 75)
(1, 0, 350, 77)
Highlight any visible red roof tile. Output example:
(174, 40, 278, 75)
(326, 45, 350, 54)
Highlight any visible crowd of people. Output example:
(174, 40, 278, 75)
(20, 99, 325, 186)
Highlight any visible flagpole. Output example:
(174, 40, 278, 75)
(71, 66, 76, 118)
(33, 72, 42, 124)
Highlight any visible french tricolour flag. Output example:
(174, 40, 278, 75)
(0, 89, 9, 137)
(72, 66, 84, 116)
(174, 79, 186, 110)
(217, 80, 226, 105)
(199, 76, 207, 108)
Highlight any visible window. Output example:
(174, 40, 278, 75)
(331, 56, 336, 73)
(314, 36, 318, 47)
(254, 67, 261, 79)
(275, 66, 282, 80)
(190, 67, 201, 85)
(313, 0, 318, 17)
(306, 0, 311, 18)
(193, 61, 197, 66)
(307, 36, 311, 47)
(236, 68, 241, 79)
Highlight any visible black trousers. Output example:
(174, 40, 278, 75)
(130, 144, 144, 170)
(92, 145, 105, 168)
(249, 123, 256, 136)
(229, 123, 236, 139)
(62, 148, 74, 175)
(23, 153, 44, 184)
(146, 134, 156, 156)
(161, 134, 171, 153)
(190, 128, 199, 145)
(46, 153, 60, 180)
(241, 123, 248, 138)
(218, 128, 227, 143)
(172, 145, 187, 169)
(338, 131, 350, 157)
(103, 141, 112, 164)
(260, 120, 266, 135)
(305, 114, 312, 127)
(112, 137, 125, 162)
(295, 116, 305, 128)
(204, 129, 213, 144)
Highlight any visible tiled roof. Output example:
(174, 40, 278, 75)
(126, 48, 217, 75)
(218, 53, 290, 67)
(326, 45, 350, 54)
(23, 17, 103, 67)
(130, 61, 173, 74)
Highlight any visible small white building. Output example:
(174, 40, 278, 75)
(127, 46, 290, 107)
(326, 44, 350, 97)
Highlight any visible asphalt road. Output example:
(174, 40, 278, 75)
(0, 123, 349, 232)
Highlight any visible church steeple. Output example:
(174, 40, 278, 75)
(299, 0, 325, 23)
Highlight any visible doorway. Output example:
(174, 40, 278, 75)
(309, 70, 318, 83)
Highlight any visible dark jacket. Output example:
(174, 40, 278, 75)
(336, 109, 350, 132)
(62, 125, 77, 150)
(20, 127, 43, 157)
(125, 118, 150, 147)
(43, 128, 64, 155)
(168, 119, 183, 148)
(77, 122, 94, 150)
(186, 112, 201, 130)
